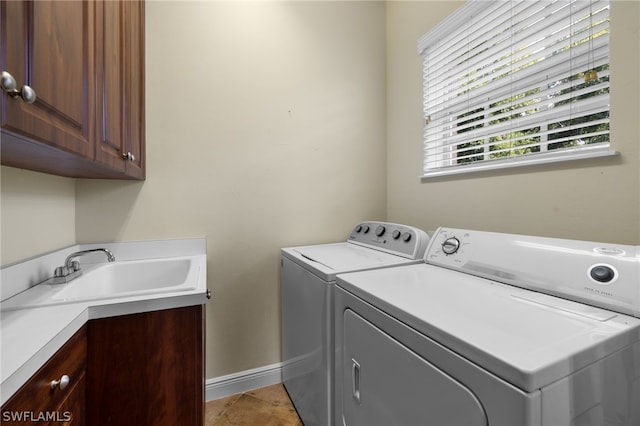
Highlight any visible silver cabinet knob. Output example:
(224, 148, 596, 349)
(19, 84, 37, 103)
(1, 71, 37, 104)
(1, 71, 17, 92)
(122, 151, 135, 162)
(50, 374, 70, 390)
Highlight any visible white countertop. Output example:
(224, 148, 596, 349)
(0, 238, 208, 406)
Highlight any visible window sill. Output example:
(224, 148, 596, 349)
(421, 145, 619, 180)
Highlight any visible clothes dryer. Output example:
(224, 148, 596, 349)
(281, 221, 429, 426)
(335, 227, 640, 426)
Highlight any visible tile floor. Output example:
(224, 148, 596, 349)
(205, 383, 302, 426)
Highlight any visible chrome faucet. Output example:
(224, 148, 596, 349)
(65, 248, 116, 269)
(46, 248, 116, 284)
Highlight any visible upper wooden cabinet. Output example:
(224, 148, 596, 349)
(95, 0, 145, 179)
(0, 0, 145, 180)
(1, 1, 95, 159)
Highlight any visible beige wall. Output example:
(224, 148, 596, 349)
(0, 167, 76, 265)
(387, 1, 640, 244)
(74, 1, 387, 378)
(2, 0, 639, 382)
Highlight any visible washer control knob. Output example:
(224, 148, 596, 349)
(402, 232, 412, 242)
(362, 225, 370, 234)
(442, 237, 460, 255)
(355, 225, 362, 233)
(375, 225, 386, 237)
(590, 265, 615, 283)
(392, 230, 401, 240)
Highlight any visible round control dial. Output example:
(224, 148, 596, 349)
(375, 225, 386, 237)
(392, 230, 401, 240)
(441, 237, 460, 255)
(589, 264, 616, 283)
(402, 232, 412, 242)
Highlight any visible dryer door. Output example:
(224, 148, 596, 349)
(342, 309, 487, 426)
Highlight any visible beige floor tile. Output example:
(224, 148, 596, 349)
(205, 393, 241, 424)
(246, 383, 294, 407)
(205, 384, 302, 426)
(211, 394, 300, 426)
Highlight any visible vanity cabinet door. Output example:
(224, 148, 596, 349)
(0, 326, 87, 424)
(87, 305, 205, 425)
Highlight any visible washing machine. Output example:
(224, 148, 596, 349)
(281, 221, 430, 426)
(335, 227, 640, 426)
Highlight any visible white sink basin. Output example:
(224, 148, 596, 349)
(1, 257, 201, 310)
(52, 258, 196, 302)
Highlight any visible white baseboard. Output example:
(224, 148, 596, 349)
(205, 362, 284, 401)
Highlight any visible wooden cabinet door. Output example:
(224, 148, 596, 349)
(95, 0, 145, 179)
(1, 0, 144, 180)
(87, 305, 204, 425)
(1, 327, 87, 424)
(94, 0, 125, 174)
(123, 0, 145, 179)
(1, 0, 95, 157)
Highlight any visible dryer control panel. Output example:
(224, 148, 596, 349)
(348, 222, 429, 260)
(426, 227, 640, 318)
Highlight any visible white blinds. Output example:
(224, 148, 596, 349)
(418, 0, 615, 178)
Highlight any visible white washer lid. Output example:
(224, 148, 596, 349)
(282, 243, 418, 281)
(337, 264, 640, 392)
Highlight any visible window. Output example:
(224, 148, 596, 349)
(418, 0, 616, 179)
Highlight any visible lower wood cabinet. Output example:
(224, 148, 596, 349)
(87, 305, 205, 425)
(1, 326, 87, 425)
(1, 305, 204, 425)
